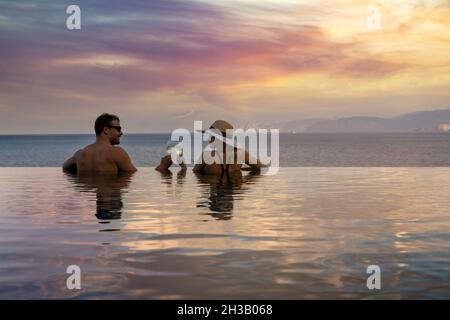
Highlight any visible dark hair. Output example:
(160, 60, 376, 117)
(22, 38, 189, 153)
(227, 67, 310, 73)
(95, 113, 119, 136)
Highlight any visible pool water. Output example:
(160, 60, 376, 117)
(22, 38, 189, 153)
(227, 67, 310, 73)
(0, 167, 449, 299)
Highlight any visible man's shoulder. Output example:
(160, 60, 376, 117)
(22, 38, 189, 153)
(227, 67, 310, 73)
(110, 146, 131, 159)
(77, 144, 130, 160)
(111, 146, 127, 153)
(74, 146, 88, 157)
(75, 144, 95, 155)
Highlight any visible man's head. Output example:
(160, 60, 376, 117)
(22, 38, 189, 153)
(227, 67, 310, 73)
(95, 113, 122, 145)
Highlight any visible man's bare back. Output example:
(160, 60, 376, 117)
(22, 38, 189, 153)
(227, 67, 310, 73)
(72, 143, 135, 173)
(62, 114, 137, 173)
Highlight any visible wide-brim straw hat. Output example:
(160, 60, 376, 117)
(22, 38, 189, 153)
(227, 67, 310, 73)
(198, 120, 236, 147)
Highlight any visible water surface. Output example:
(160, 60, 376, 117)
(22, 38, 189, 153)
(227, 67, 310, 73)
(0, 167, 449, 299)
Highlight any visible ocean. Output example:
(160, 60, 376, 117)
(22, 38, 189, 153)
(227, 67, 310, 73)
(1, 133, 450, 167)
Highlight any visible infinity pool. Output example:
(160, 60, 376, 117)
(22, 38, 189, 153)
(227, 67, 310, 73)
(0, 168, 449, 299)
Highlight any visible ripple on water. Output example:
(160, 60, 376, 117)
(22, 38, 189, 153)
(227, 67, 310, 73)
(0, 167, 449, 299)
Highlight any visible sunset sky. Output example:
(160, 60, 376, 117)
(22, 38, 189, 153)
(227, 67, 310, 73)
(0, 0, 449, 133)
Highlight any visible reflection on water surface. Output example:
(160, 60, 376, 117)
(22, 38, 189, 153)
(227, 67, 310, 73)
(0, 168, 449, 299)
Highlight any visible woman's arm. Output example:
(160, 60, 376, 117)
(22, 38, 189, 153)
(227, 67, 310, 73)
(244, 150, 268, 171)
(192, 152, 206, 173)
(193, 163, 204, 173)
(155, 155, 173, 173)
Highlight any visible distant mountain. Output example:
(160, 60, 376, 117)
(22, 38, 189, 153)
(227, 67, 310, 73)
(269, 118, 324, 133)
(271, 108, 450, 133)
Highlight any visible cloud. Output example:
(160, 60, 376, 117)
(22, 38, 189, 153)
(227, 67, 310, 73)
(174, 109, 195, 119)
(0, 0, 448, 133)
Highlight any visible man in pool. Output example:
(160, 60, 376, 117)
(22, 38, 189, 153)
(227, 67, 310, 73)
(62, 113, 137, 173)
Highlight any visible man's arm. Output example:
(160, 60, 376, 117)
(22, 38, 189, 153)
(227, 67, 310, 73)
(62, 150, 80, 172)
(114, 147, 137, 172)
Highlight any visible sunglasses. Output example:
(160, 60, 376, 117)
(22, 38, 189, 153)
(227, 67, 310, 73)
(107, 125, 122, 132)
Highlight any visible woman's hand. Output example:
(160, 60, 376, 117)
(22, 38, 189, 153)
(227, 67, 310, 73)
(155, 155, 173, 172)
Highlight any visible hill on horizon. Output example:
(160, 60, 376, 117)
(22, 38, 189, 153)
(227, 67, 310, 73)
(268, 108, 450, 133)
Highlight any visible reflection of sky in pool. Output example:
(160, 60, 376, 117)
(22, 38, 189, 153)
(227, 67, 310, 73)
(0, 168, 449, 299)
